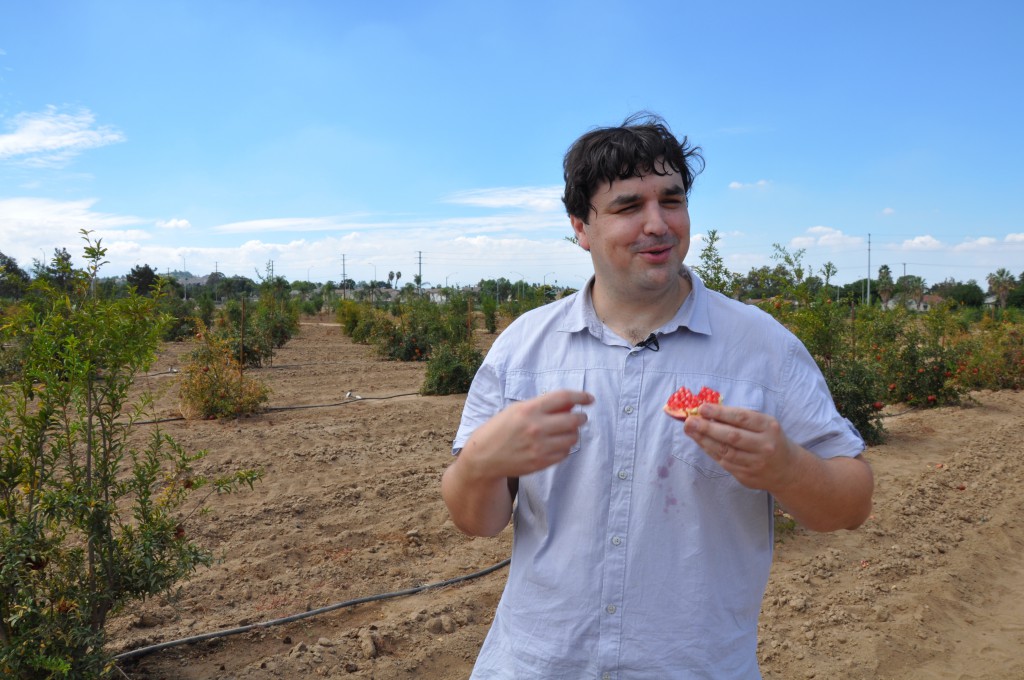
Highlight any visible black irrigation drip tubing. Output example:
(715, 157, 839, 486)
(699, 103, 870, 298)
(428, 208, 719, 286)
(143, 361, 354, 377)
(114, 558, 511, 663)
(132, 392, 421, 425)
(266, 392, 419, 413)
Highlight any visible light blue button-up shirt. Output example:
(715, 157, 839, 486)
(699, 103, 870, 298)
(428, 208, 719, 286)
(454, 269, 864, 679)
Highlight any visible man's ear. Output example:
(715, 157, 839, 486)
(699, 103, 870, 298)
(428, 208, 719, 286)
(570, 215, 590, 251)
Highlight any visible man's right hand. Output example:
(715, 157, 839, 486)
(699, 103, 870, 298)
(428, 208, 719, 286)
(463, 389, 593, 478)
(441, 390, 593, 536)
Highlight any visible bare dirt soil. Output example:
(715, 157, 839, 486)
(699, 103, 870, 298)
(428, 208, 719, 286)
(109, 320, 1024, 679)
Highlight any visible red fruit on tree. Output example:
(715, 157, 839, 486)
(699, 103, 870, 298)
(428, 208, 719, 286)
(664, 386, 722, 421)
(872, 401, 884, 411)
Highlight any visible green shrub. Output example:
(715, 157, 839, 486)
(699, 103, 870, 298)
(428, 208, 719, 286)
(821, 357, 886, 445)
(953, 319, 1024, 390)
(767, 294, 887, 442)
(207, 292, 298, 368)
(341, 295, 474, 363)
(336, 299, 364, 336)
(157, 293, 197, 341)
(374, 325, 430, 361)
(481, 294, 498, 334)
(351, 308, 395, 346)
(421, 341, 483, 395)
(178, 321, 271, 419)
(873, 321, 965, 407)
(210, 301, 274, 368)
(252, 296, 300, 350)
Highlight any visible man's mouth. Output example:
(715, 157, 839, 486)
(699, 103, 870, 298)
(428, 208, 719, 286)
(637, 247, 674, 264)
(635, 242, 676, 259)
(633, 239, 677, 256)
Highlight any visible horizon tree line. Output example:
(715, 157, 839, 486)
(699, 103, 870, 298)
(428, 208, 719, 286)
(2, 246, 1023, 310)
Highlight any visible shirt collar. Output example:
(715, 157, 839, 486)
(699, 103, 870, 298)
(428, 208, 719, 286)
(558, 265, 713, 339)
(665, 266, 712, 336)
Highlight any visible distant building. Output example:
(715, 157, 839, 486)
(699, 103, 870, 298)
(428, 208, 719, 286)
(884, 293, 944, 312)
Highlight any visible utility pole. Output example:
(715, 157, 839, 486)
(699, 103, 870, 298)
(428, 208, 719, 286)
(866, 233, 871, 306)
(417, 251, 423, 295)
(342, 253, 347, 300)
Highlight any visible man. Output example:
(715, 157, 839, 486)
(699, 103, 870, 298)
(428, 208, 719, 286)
(442, 113, 873, 678)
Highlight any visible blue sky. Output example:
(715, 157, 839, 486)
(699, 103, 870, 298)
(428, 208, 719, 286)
(1, 1, 1022, 289)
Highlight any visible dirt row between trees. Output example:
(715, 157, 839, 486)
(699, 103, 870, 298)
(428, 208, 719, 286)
(108, 321, 1024, 679)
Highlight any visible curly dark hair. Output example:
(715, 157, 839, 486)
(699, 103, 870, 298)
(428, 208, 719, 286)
(562, 112, 705, 223)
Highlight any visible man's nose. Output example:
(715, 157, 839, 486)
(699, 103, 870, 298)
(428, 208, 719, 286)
(642, 202, 670, 235)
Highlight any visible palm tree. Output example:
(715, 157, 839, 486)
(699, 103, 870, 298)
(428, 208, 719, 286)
(877, 265, 894, 307)
(896, 274, 926, 310)
(987, 268, 1015, 309)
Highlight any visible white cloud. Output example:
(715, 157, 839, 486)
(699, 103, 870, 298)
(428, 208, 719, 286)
(0, 197, 146, 267)
(728, 179, 770, 190)
(901, 235, 944, 250)
(0, 189, 587, 285)
(213, 215, 367, 234)
(156, 218, 192, 230)
(444, 186, 564, 212)
(789, 226, 863, 250)
(0, 106, 125, 167)
(1006, 233, 1024, 243)
(210, 210, 568, 238)
(953, 237, 997, 252)
(881, 207, 895, 216)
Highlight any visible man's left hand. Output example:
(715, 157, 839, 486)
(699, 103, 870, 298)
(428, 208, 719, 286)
(682, 402, 798, 492)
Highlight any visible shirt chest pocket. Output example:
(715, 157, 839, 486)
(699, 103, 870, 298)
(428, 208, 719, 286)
(504, 369, 588, 456)
(668, 387, 766, 479)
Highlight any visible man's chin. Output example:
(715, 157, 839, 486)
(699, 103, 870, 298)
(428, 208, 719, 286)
(634, 268, 685, 292)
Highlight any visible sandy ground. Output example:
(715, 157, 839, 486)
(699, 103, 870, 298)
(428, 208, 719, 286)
(108, 320, 1024, 679)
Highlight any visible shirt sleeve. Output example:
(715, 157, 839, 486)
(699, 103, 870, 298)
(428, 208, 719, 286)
(452, 358, 504, 455)
(778, 337, 866, 460)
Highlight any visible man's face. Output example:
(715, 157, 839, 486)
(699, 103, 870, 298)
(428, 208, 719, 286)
(570, 168, 690, 298)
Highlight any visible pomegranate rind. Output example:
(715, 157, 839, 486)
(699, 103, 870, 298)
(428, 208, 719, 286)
(663, 385, 721, 421)
(663, 404, 698, 421)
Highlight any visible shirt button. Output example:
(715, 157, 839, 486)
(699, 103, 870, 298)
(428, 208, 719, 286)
(611, 536, 622, 546)
(606, 604, 617, 614)
(624, 405, 634, 414)
(617, 470, 628, 480)
(603, 674, 611, 680)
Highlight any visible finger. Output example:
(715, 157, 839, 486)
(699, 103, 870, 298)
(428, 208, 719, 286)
(537, 408, 588, 437)
(685, 416, 752, 456)
(696, 403, 767, 432)
(542, 431, 583, 458)
(539, 389, 595, 413)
